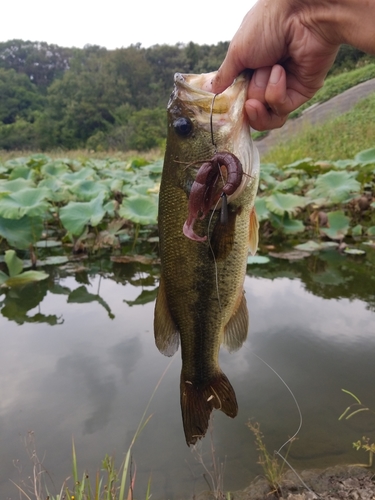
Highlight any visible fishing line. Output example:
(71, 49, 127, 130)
(207, 196, 223, 312)
(209, 93, 219, 152)
(207, 92, 224, 312)
(250, 350, 321, 498)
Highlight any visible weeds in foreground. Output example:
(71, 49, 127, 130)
(247, 420, 295, 497)
(339, 389, 375, 467)
(191, 418, 231, 500)
(12, 362, 172, 500)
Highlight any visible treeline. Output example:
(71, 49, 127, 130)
(0, 40, 373, 152)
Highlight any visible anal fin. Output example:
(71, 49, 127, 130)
(249, 207, 259, 256)
(223, 292, 249, 352)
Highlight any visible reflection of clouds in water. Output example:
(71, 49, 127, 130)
(221, 275, 375, 380)
(55, 354, 117, 434)
(109, 337, 142, 383)
(244, 275, 374, 343)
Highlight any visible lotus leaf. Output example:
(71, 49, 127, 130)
(280, 218, 305, 234)
(8, 165, 38, 182)
(4, 157, 29, 168)
(259, 172, 278, 190)
(247, 255, 270, 264)
(0, 216, 44, 249)
(269, 213, 305, 233)
(68, 180, 109, 201)
(61, 167, 96, 184)
(5, 249, 23, 277)
(0, 178, 35, 193)
(333, 159, 359, 169)
(145, 160, 163, 174)
(27, 154, 51, 166)
(265, 192, 307, 217)
(273, 177, 300, 191)
(3, 271, 49, 287)
(0, 187, 51, 219)
(38, 177, 72, 203)
(41, 161, 70, 177)
(59, 195, 106, 236)
(343, 248, 366, 255)
(354, 148, 375, 165)
(119, 195, 158, 225)
(259, 163, 280, 174)
(351, 224, 363, 236)
(108, 179, 124, 193)
(284, 158, 315, 172)
(307, 170, 360, 205)
(0, 250, 48, 288)
(294, 240, 322, 252)
(28, 256, 69, 266)
(367, 226, 375, 236)
(122, 181, 155, 197)
(254, 197, 270, 222)
(320, 210, 350, 240)
(35, 240, 62, 248)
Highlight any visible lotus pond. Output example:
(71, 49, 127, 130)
(0, 153, 375, 499)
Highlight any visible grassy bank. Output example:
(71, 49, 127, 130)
(262, 92, 375, 166)
(289, 63, 375, 119)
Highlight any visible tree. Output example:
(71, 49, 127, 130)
(0, 40, 72, 92)
(0, 68, 45, 124)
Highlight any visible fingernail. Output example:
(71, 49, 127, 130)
(270, 65, 282, 85)
(254, 68, 269, 88)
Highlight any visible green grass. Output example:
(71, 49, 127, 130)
(289, 63, 375, 119)
(262, 92, 375, 165)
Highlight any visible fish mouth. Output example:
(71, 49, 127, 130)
(173, 71, 260, 241)
(172, 70, 258, 181)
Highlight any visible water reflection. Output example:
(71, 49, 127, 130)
(0, 248, 374, 499)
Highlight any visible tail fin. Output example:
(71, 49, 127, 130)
(180, 371, 238, 446)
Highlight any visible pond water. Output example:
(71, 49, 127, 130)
(1, 246, 375, 499)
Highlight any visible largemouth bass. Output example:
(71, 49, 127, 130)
(154, 71, 260, 445)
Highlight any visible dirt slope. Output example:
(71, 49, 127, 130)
(254, 78, 375, 156)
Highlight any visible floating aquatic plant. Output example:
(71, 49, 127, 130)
(0, 250, 48, 288)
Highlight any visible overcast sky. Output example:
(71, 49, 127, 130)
(2, 0, 257, 49)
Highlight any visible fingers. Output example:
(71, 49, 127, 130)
(246, 65, 313, 130)
(211, 50, 245, 94)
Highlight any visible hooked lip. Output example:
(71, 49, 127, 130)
(173, 71, 251, 115)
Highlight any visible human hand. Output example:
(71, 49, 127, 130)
(210, 0, 341, 130)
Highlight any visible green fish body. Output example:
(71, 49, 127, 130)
(154, 71, 260, 445)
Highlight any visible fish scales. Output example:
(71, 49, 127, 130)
(154, 71, 260, 445)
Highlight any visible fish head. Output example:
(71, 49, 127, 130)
(164, 70, 259, 201)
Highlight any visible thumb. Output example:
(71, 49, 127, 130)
(211, 53, 245, 93)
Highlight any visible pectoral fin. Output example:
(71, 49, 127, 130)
(154, 275, 180, 356)
(249, 207, 259, 256)
(223, 292, 248, 352)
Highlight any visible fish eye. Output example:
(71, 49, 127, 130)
(173, 117, 193, 137)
